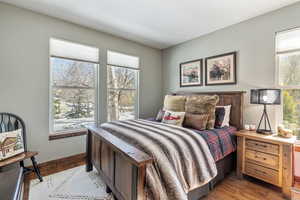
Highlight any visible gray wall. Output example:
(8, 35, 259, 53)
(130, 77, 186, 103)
(162, 2, 300, 128)
(0, 3, 162, 163)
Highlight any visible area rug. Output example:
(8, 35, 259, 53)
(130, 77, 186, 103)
(29, 166, 114, 200)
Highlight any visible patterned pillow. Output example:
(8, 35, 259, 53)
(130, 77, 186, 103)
(214, 107, 225, 128)
(162, 110, 185, 126)
(183, 113, 209, 131)
(185, 95, 219, 129)
(155, 109, 165, 122)
(215, 105, 231, 128)
(0, 129, 24, 161)
(163, 95, 186, 112)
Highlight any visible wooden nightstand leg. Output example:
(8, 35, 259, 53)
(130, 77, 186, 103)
(237, 136, 244, 179)
(282, 144, 293, 199)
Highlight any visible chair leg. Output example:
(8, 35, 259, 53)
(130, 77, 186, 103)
(106, 186, 112, 193)
(30, 156, 43, 182)
(20, 160, 24, 168)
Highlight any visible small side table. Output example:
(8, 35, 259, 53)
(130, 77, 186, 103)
(235, 130, 297, 199)
(0, 151, 43, 182)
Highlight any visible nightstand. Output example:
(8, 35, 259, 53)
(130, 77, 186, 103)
(236, 130, 297, 199)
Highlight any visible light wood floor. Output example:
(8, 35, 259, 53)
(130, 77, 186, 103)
(24, 153, 296, 200)
(203, 174, 287, 200)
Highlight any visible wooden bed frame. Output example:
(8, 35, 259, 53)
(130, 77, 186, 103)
(86, 91, 245, 200)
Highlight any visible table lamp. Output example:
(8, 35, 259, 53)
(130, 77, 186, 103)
(250, 89, 281, 134)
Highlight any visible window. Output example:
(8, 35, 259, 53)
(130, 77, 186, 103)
(107, 51, 139, 121)
(49, 38, 99, 134)
(276, 28, 300, 131)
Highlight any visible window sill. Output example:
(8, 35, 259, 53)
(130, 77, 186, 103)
(49, 130, 87, 141)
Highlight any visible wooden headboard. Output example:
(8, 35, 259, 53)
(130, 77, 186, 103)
(172, 91, 245, 130)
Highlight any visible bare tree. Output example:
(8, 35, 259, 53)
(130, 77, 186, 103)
(281, 54, 300, 128)
(53, 60, 95, 120)
(107, 65, 136, 121)
(283, 54, 300, 85)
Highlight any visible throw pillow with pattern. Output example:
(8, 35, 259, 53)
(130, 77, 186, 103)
(162, 110, 185, 126)
(215, 105, 231, 128)
(163, 95, 186, 112)
(183, 113, 209, 131)
(185, 95, 219, 129)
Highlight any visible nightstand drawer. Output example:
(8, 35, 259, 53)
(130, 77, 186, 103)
(245, 162, 279, 185)
(245, 149, 279, 170)
(246, 139, 279, 155)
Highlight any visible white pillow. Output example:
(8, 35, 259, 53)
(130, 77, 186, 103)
(162, 110, 185, 127)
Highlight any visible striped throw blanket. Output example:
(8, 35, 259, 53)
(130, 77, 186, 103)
(101, 119, 217, 200)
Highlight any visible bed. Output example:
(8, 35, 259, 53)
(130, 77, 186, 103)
(86, 91, 245, 200)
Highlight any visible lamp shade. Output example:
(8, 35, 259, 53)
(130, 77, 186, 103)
(250, 89, 281, 105)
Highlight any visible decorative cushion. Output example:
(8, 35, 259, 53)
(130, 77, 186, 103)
(183, 113, 209, 131)
(215, 105, 231, 128)
(214, 107, 225, 128)
(162, 110, 185, 126)
(155, 109, 165, 122)
(185, 95, 219, 129)
(163, 95, 186, 112)
(0, 129, 24, 161)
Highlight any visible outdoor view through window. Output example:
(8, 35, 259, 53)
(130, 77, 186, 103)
(277, 28, 300, 130)
(107, 51, 139, 121)
(50, 39, 98, 133)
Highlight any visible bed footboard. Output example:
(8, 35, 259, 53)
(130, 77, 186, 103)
(86, 125, 153, 200)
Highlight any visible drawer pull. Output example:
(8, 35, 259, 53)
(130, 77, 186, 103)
(254, 155, 267, 160)
(255, 169, 267, 175)
(255, 143, 267, 148)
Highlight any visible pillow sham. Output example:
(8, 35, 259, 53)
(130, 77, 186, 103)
(155, 109, 165, 122)
(215, 105, 231, 128)
(162, 110, 185, 126)
(214, 107, 225, 128)
(185, 95, 219, 129)
(163, 95, 186, 112)
(183, 113, 209, 131)
(0, 129, 24, 161)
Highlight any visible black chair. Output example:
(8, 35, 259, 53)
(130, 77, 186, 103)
(0, 112, 43, 182)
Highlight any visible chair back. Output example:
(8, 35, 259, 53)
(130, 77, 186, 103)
(0, 112, 27, 151)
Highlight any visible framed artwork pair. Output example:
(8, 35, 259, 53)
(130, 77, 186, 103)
(180, 51, 237, 87)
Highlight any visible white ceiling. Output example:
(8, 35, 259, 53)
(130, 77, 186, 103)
(1, 0, 300, 49)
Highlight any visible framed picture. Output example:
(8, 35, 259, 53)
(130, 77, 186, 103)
(205, 52, 237, 85)
(180, 59, 203, 87)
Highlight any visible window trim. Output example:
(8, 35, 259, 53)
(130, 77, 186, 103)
(50, 55, 100, 65)
(49, 129, 87, 141)
(107, 64, 140, 71)
(276, 48, 300, 55)
(49, 53, 99, 138)
(106, 54, 140, 121)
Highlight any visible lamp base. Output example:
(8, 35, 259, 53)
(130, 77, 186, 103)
(256, 129, 273, 135)
(256, 104, 273, 135)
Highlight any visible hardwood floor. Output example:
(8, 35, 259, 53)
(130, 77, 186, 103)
(203, 175, 287, 200)
(23, 153, 294, 200)
(23, 153, 85, 200)
(25, 153, 85, 180)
